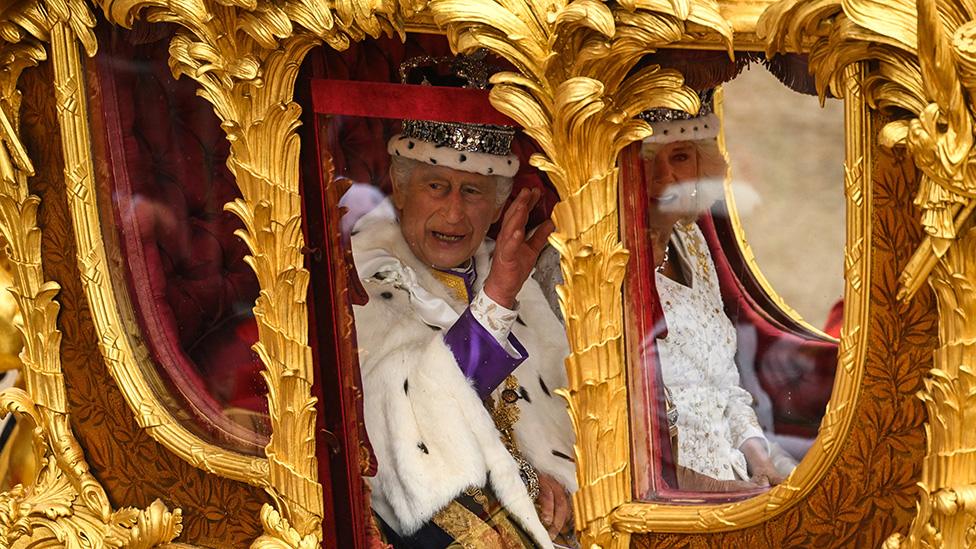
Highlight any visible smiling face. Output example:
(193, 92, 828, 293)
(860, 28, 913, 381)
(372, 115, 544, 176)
(645, 141, 700, 230)
(392, 162, 503, 269)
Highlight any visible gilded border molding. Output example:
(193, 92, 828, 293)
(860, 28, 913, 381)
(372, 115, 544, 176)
(0, 2, 181, 547)
(762, 0, 976, 545)
(50, 5, 270, 490)
(608, 63, 873, 535)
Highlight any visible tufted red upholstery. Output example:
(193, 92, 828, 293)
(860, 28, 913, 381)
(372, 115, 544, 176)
(97, 27, 267, 443)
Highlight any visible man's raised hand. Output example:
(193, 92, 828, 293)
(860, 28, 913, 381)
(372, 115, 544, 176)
(484, 188, 554, 309)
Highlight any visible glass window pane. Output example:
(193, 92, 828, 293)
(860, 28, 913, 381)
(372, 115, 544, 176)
(625, 60, 842, 501)
(311, 46, 581, 543)
(97, 27, 269, 451)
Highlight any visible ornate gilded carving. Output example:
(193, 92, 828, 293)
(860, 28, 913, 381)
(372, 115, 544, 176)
(0, 407, 183, 547)
(251, 505, 318, 549)
(90, 0, 466, 539)
(759, 0, 973, 301)
(761, 0, 976, 546)
(427, 0, 731, 545)
(47, 0, 271, 491)
(884, 224, 976, 548)
(631, 119, 933, 549)
(0, 2, 181, 547)
(87, 0, 422, 543)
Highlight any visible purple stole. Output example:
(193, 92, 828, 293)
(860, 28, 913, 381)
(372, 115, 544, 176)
(435, 263, 528, 398)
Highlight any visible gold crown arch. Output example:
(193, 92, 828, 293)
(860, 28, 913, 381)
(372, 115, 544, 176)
(762, 0, 976, 546)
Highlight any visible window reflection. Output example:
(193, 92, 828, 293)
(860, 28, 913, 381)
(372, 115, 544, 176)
(625, 74, 840, 500)
(315, 76, 579, 542)
(722, 67, 845, 333)
(98, 28, 269, 448)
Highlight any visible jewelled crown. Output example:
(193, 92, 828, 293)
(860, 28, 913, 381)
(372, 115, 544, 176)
(388, 52, 520, 177)
(639, 89, 720, 146)
(638, 89, 715, 124)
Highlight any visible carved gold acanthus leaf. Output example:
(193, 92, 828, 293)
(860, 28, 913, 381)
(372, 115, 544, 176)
(0, 0, 108, 532)
(250, 504, 319, 549)
(428, 0, 731, 544)
(884, 223, 976, 548)
(764, 0, 976, 547)
(0, 389, 184, 548)
(126, 500, 185, 549)
(0, 4, 182, 547)
(95, 0, 420, 50)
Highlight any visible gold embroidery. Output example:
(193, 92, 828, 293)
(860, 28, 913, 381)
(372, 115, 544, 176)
(486, 510, 534, 548)
(486, 376, 540, 500)
(432, 501, 503, 548)
(464, 487, 490, 508)
(434, 490, 537, 549)
(429, 268, 469, 302)
(678, 223, 712, 280)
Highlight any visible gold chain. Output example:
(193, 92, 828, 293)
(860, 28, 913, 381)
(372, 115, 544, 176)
(486, 375, 540, 499)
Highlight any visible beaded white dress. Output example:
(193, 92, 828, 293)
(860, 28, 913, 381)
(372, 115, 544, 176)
(654, 223, 767, 481)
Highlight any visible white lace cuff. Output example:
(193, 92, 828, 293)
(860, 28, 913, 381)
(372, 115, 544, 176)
(469, 289, 524, 358)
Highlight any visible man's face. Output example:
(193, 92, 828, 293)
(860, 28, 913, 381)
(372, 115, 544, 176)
(645, 141, 699, 230)
(392, 163, 503, 269)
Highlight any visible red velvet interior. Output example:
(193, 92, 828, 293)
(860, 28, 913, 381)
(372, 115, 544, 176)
(95, 27, 267, 448)
(620, 144, 678, 496)
(700, 213, 837, 437)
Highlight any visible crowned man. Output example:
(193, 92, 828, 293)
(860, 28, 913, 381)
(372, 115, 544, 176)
(351, 58, 577, 549)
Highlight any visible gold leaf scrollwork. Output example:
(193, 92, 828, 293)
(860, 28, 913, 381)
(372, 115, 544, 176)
(163, 15, 326, 546)
(127, 500, 184, 549)
(0, 1, 183, 547)
(762, 0, 976, 546)
(251, 504, 319, 549)
(429, 0, 731, 544)
(0, 389, 184, 548)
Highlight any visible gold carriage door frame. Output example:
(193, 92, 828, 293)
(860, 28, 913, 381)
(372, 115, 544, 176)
(304, 75, 522, 544)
